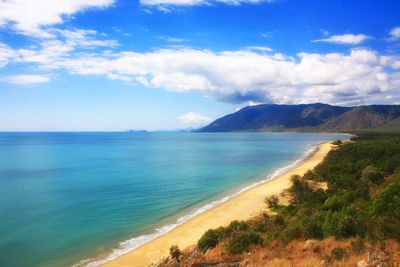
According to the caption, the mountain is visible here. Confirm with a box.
[199,103,400,132]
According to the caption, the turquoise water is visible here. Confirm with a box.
[0,132,347,267]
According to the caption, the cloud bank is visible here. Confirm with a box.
[2,39,400,105]
[49,48,400,105]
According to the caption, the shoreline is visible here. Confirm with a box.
[99,141,334,267]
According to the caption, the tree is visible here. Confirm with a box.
[265,195,279,208]
[169,245,182,263]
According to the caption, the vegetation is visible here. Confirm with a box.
[169,245,182,263]
[264,194,279,208]
[197,133,400,260]
[331,139,343,146]
[200,103,400,132]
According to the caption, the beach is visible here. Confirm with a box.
[103,141,334,267]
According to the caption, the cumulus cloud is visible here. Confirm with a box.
[2,41,400,105]
[388,26,400,41]
[0,0,114,37]
[178,112,213,125]
[0,74,51,84]
[33,47,398,105]
[313,34,371,45]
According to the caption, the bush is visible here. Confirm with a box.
[331,140,343,146]
[198,229,220,252]
[226,231,262,255]
[169,245,182,262]
[289,175,313,203]
[281,223,304,243]
[223,221,249,237]
[265,195,279,208]
[331,247,347,260]
[351,238,365,254]
[323,195,346,211]
[361,165,384,184]
[274,215,285,226]
[303,218,323,239]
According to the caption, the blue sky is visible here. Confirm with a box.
[0,0,399,131]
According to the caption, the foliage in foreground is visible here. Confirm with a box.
[197,133,400,256]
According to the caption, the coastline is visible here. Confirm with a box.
[100,141,334,267]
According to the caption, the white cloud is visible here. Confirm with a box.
[246,46,273,52]
[313,34,371,45]
[140,0,273,8]
[1,74,51,84]
[388,26,400,41]
[44,47,400,106]
[57,29,119,48]
[0,0,114,36]
[3,40,400,105]
[0,43,14,67]
[9,28,118,69]
[141,0,205,6]
[178,112,213,125]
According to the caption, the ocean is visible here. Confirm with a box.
[0,132,347,267]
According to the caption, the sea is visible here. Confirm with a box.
[0,132,347,267]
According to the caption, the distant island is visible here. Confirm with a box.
[199,103,400,132]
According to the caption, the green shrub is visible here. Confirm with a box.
[223,220,249,237]
[281,223,304,243]
[323,195,346,211]
[303,218,323,239]
[226,231,262,255]
[289,175,313,203]
[274,215,285,226]
[198,229,220,252]
[361,165,384,184]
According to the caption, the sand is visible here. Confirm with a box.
[103,142,334,267]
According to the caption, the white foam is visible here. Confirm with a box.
[74,143,319,267]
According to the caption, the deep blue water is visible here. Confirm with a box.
[0,132,347,267]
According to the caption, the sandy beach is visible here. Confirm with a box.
[103,141,334,267]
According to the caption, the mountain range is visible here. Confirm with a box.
[200,103,400,132]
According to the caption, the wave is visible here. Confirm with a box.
[74,143,320,267]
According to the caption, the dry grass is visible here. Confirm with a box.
[159,238,400,267]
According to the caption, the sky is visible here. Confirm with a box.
[0,0,400,131]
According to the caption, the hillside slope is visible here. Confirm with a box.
[200,104,400,132]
